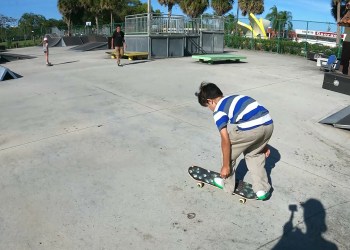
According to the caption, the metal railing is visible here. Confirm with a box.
[125,14,148,34]
[152,14,184,34]
[124,13,224,35]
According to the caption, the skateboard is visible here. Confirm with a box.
[106,51,148,60]
[188,165,256,204]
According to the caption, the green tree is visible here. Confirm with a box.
[279,11,292,30]
[278,11,293,38]
[331,0,348,20]
[0,14,17,28]
[178,0,209,18]
[18,13,46,39]
[118,0,150,21]
[100,0,126,31]
[58,0,81,35]
[238,0,264,16]
[331,0,347,45]
[211,0,234,16]
[0,14,17,42]
[265,6,293,38]
[158,0,179,17]
[265,5,278,30]
[238,0,264,46]
[79,0,103,31]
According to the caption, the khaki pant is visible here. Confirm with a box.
[223,123,274,193]
[115,46,124,62]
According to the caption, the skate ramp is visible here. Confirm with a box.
[0,53,35,64]
[0,66,22,81]
[46,37,62,47]
[80,35,108,44]
[87,35,108,43]
[62,37,83,46]
[319,105,350,130]
[71,42,108,51]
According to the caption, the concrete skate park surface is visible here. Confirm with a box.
[0,47,349,250]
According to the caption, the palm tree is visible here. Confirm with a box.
[238,0,264,40]
[265,5,278,31]
[57,0,80,36]
[100,0,125,32]
[265,6,293,38]
[211,0,234,16]
[238,0,264,16]
[331,0,347,20]
[79,0,103,32]
[278,10,293,38]
[332,0,347,45]
[178,0,209,18]
[158,0,179,17]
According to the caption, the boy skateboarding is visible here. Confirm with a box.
[195,82,273,200]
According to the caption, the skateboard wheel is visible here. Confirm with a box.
[197,183,204,188]
[239,198,246,204]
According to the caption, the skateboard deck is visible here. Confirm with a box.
[188,165,256,203]
[106,51,148,60]
[192,54,247,64]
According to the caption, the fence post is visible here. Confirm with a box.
[305,21,309,58]
[277,20,281,53]
[337,26,343,58]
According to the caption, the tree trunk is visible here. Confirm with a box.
[336,1,341,45]
[234,1,239,35]
[95,16,99,34]
[67,16,71,36]
[110,11,113,34]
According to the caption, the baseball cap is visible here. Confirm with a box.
[44,37,48,41]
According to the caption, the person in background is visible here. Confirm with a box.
[43,37,52,66]
[111,25,127,66]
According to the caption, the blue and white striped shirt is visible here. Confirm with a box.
[213,95,273,131]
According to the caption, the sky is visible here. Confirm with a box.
[0,0,340,31]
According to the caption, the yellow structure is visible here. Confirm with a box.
[237,13,270,39]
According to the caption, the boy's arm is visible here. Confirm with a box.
[219,127,231,178]
[122,33,126,49]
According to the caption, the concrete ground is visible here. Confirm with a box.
[0,46,349,250]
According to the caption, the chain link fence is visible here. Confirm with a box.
[1,15,345,57]
[225,18,343,58]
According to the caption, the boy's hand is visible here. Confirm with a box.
[219,127,231,179]
[220,165,230,179]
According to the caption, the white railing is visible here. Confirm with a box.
[125,14,224,35]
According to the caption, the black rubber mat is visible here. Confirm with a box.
[319,106,350,130]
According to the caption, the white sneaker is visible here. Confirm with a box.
[256,190,270,200]
[213,177,224,189]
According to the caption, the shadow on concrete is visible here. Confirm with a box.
[196,60,247,66]
[210,60,247,65]
[122,60,153,66]
[52,60,79,66]
[269,199,338,250]
[236,144,281,188]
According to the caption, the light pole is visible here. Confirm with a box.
[147,0,151,59]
